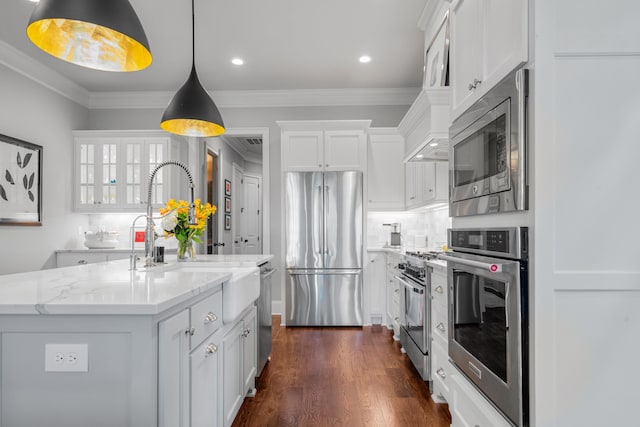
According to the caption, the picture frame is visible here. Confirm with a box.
[224,214,231,230]
[423,10,450,89]
[224,197,231,214]
[224,179,231,197]
[0,134,42,226]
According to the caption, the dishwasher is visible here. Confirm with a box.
[257,261,275,376]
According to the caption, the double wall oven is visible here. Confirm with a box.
[440,228,529,427]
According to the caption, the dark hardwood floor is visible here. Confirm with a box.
[232,316,451,427]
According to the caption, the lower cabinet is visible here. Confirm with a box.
[158,290,257,427]
[223,305,258,427]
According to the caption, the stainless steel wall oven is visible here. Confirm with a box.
[449,67,528,217]
[440,228,529,427]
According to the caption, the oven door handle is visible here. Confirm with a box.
[439,254,503,273]
[394,275,424,294]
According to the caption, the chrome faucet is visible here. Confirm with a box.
[142,160,197,268]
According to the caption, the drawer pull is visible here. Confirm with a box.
[77,260,88,264]
[203,312,218,324]
[436,322,446,333]
[241,328,251,338]
[186,327,196,336]
[437,368,446,379]
[205,344,218,356]
[435,285,443,294]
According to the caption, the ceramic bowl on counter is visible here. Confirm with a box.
[84,231,120,249]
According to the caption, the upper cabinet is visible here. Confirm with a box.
[73,130,186,212]
[367,129,405,211]
[405,161,448,210]
[450,0,528,119]
[279,120,370,172]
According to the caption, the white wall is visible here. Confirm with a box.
[0,65,88,274]
[88,105,409,307]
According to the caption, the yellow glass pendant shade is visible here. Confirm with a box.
[26,0,152,72]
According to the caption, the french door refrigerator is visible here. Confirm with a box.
[284,171,363,326]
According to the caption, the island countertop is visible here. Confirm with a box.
[0,260,231,316]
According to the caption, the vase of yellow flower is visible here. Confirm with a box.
[160,198,216,262]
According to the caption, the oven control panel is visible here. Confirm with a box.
[449,227,528,260]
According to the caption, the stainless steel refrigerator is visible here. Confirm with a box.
[284,171,363,326]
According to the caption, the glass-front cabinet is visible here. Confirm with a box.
[73,131,183,212]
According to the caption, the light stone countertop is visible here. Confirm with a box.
[192,254,274,267]
[0,259,231,316]
[427,259,447,272]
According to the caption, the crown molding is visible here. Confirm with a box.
[0,40,90,106]
[2,39,418,110]
[418,0,442,31]
[89,87,420,110]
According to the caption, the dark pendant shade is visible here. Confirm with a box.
[160,65,225,137]
[26,0,152,72]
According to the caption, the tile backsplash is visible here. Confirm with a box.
[367,206,451,251]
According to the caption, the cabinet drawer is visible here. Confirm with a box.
[432,303,448,347]
[56,252,109,267]
[431,280,447,311]
[190,291,223,349]
[452,373,513,427]
[431,341,453,404]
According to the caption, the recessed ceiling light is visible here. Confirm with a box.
[359,55,371,63]
[26,0,39,2]
[231,58,244,66]
[416,154,424,159]
[429,142,439,147]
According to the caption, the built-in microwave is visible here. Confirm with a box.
[449,67,528,217]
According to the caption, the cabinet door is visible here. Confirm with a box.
[324,130,366,171]
[282,131,323,171]
[367,137,405,210]
[242,307,258,396]
[191,331,221,427]
[421,162,437,203]
[451,0,483,113]
[75,139,120,210]
[367,253,387,323]
[223,321,244,427]
[56,252,109,267]
[483,0,528,99]
[158,309,190,427]
[405,162,418,208]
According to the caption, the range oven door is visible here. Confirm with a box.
[396,274,428,354]
[440,252,527,427]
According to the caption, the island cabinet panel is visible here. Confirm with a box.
[191,329,222,427]
[158,309,190,427]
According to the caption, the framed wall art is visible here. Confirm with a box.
[423,10,450,89]
[0,134,42,226]
[224,197,231,213]
[224,214,231,230]
[224,179,231,197]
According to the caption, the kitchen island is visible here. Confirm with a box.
[0,256,270,427]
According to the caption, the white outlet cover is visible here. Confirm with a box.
[45,344,88,372]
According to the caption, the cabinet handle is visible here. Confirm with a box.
[409,196,415,200]
[474,78,482,86]
[437,368,446,379]
[203,312,217,324]
[318,164,322,168]
[437,322,446,333]
[325,164,329,167]
[468,83,475,91]
[186,327,196,336]
[77,260,88,265]
[435,286,443,294]
[205,344,218,356]
[394,289,399,293]
[394,317,399,321]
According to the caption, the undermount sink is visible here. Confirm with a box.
[178,263,260,323]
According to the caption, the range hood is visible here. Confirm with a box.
[406,138,449,162]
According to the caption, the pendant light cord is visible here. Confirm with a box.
[191,0,195,67]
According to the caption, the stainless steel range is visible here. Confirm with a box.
[397,251,441,381]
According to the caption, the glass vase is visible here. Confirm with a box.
[177,238,195,262]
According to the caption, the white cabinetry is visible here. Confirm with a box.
[450,0,528,119]
[279,120,370,172]
[223,305,257,427]
[72,130,185,212]
[191,330,222,427]
[56,250,137,267]
[366,252,387,325]
[367,129,405,211]
[429,266,452,404]
[405,161,448,210]
[385,252,403,339]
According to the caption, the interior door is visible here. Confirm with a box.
[242,174,261,254]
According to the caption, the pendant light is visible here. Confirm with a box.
[26,0,152,72]
[160,0,225,137]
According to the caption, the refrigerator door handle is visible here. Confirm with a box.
[316,184,324,258]
[324,185,330,255]
[288,269,361,275]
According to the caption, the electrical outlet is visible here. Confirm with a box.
[45,344,88,372]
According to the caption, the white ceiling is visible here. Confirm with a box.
[0,0,428,95]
